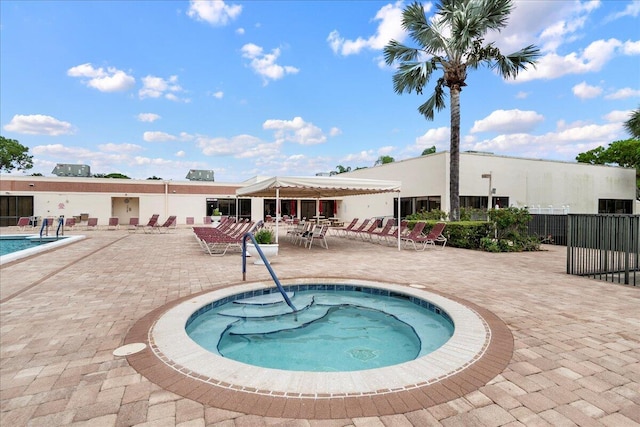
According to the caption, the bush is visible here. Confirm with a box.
[406,209,447,221]
[254,228,275,244]
[487,207,540,252]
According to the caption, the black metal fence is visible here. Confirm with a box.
[528,214,568,245]
[566,214,639,286]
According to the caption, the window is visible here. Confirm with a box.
[598,199,632,214]
[0,196,34,226]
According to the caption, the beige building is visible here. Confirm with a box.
[0,152,636,227]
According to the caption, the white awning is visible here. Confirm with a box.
[235,176,401,198]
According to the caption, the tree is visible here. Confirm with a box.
[624,105,640,139]
[421,145,436,155]
[374,155,395,166]
[93,172,131,179]
[577,139,640,198]
[384,0,539,220]
[0,136,34,173]
[335,165,352,174]
[147,175,163,180]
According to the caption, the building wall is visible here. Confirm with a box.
[341,152,637,215]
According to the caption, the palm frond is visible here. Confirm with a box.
[392,61,439,95]
[384,40,422,65]
[404,2,449,58]
[493,45,541,79]
[418,78,447,121]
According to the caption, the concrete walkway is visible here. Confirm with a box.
[1,227,638,426]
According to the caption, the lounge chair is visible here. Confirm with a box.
[345,218,370,239]
[186,217,194,225]
[334,218,358,237]
[400,222,427,250]
[369,218,395,243]
[85,218,99,231]
[142,214,160,233]
[156,216,177,233]
[194,221,257,256]
[359,220,382,241]
[108,217,119,230]
[413,222,447,250]
[64,217,76,230]
[16,217,31,231]
[127,217,139,233]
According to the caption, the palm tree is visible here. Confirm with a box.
[384,0,539,220]
[624,105,640,139]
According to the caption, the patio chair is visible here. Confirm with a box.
[16,216,31,231]
[107,217,119,230]
[64,217,76,230]
[142,214,160,233]
[400,222,427,250]
[157,216,177,233]
[334,218,358,237]
[345,218,370,239]
[304,224,329,249]
[127,217,139,233]
[369,218,395,243]
[85,217,99,231]
[413,222,447,250]
[358,220,381,241]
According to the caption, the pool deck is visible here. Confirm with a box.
[1,226,639,426]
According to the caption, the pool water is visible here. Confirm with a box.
[186,288,454,372]
[0,236,48,256]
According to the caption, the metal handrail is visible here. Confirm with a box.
[56,216,64,238]
[39,217,48,238]
[241,231,296,312]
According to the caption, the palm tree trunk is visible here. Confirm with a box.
[449,85,461,221]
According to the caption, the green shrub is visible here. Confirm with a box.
[406,209,447,221]
[254,228,275,244]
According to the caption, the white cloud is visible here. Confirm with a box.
[186,0,242,25]
[4,114,74,135]
[142,131,192,142]
[604,87,640,100]
[405,127,450,154]
[240,43,299,84]
[262,116,326,145]
[175,150,186,157]
[603,109,634,123]
[623,39,640,55]
[137,113,161,122]
[515,38,627,82]
[139,75,188,101]
[195,134,278,158]
[572,81,603,99]
[470,110,544,134]
[327,0,407,56]
[606,0,640,22]
[236,27,245,35]
[67,63,135,92]
[98,143,142,153]
[515,91,530,99]
[341,150,376,164]
[329,127,342,137]
[211,91,224,99]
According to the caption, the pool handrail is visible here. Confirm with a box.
[241,230,296,312]
[39,217,48,238]
[56,216,64,238]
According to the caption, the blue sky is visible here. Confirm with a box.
[1,0,638,182]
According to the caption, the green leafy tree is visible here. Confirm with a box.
[421,145,436,155]
[374,155,395,165]
[147,175,163,180]
[335,165,352,174]
[384,0,539,220]
[577,139,640,197]
[624,106,640,139]
[0,136,34,173]
[94,172,131,179]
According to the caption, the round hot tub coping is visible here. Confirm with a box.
[152,278,489,395]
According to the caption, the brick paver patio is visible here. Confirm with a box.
[1,227,638,426]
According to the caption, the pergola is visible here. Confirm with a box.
[235,176,402,249]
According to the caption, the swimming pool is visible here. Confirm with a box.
[0,234,85,265]
[186,286,455,372]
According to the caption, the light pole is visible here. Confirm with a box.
[481,172,492,211]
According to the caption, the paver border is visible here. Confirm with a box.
[124,278,513,419]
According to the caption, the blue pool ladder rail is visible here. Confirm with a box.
[38,216,65,240]
[242,229,297,312]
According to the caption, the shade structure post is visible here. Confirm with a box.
[275,188,280,243]
[397,192,401,251]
